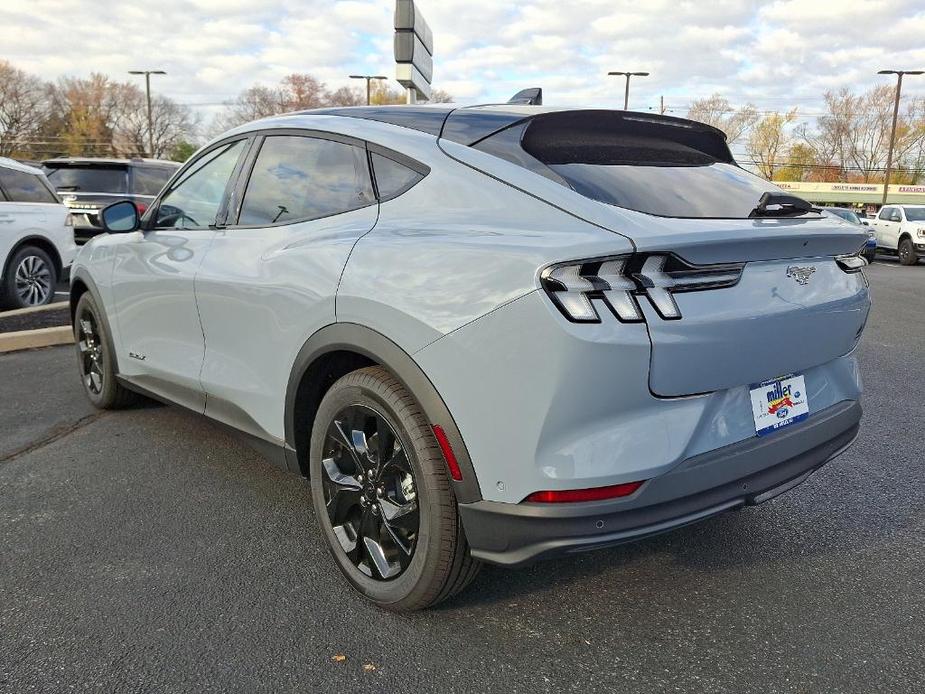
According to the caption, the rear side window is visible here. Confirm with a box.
[474,111,790,219]
[238,135,374,226]
[45,166,128,194]
[371,153,424,200]
[0,168,58,203]
[133,167,175,196]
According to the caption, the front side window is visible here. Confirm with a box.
[0,168,58,203]
[878,207,893,220]
[238,135,374,226]
[155,140,245,229]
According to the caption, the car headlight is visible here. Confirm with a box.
[541,253,744,323]
[917,228,925,238]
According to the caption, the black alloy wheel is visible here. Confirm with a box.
[321,404,420,580]
[76,308,105,395]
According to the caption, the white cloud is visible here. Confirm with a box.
[1,0,923,124]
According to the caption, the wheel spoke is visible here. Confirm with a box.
[322,457,362,523]
[363,535,400,579]
[327,419,363,470]
[331,523,358,554]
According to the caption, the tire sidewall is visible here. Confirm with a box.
[309,377,448,608]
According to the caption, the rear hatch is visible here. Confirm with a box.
[442,108,870,396]
[43,162,130,232]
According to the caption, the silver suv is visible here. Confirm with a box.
[70,106,870,610]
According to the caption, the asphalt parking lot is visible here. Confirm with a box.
[1,260,923,693]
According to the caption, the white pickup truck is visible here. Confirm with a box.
[872,204,925,266]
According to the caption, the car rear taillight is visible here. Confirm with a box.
[524,480,646,503]
[541,253,744,323]
[135,201,148,216]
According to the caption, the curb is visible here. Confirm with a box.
[0,326,74,354]
[0,301,69,319]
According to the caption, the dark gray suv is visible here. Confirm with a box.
[43,158,180,243]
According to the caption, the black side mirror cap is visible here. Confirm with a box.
[100,200,140,233]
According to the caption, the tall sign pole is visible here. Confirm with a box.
[394,0,434,103]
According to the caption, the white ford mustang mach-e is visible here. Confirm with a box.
[71,105,870,610]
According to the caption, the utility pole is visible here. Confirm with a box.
[660,95,666,114]
[607,71,649,110]
[349,75,388,105]
[877,69,924,206]
[128,70,166,158]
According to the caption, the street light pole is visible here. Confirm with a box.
[128,70,166,157]
[349,75,388,105]
[607,71,650,110]
[877,69,924,206]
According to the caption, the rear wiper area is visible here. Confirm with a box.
[749,192,820,218]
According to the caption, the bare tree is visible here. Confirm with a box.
[0,60,52,157]
[745,109,798,180]
[686,94,758,144]
[113,87,199,159]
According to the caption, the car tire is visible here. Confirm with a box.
[1,245,57,309]
[309,366,480,611]
[898,237,918,266]
[863,250,876,264]
[73,293,140,409]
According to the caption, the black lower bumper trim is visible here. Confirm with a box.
[459,400,861,567]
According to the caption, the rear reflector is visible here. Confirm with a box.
[432,425,463,481]
[524,481,645,503]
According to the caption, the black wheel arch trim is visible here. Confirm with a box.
[285,323,483,504]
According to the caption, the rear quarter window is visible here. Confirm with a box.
[0,168,58,203]
[371,152,425,200]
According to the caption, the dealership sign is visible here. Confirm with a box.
[394,0,433,101]
[775,181,925,202]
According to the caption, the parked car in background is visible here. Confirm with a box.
[820,206,876,263]
[72,106,870,610]
[0,157,76,308]
[871,204,925,265]
[43,158,180,244]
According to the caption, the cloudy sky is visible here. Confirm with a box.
[3,0,924,123]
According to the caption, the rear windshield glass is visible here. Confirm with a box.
[475,111,800,219]
[45,166,128,194]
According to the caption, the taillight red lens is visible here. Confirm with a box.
[524,481,645,503]
[432,425,463,481]
[135,201,148,216]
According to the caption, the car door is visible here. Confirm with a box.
[874,206,895,248]
[194,130,379,444]
[110,137,251,412]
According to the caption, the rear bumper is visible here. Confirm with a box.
[459,399,861,567]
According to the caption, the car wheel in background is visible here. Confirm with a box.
[863,250,876,264]
[73,293,140,409]
[309,366,480,611]
[898,238,918,266]
[2,245,57,309]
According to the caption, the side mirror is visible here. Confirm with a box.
[100,200,140,233]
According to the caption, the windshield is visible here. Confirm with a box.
[903,207,925,221]
[45,166,128,193]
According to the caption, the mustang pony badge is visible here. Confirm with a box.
[786,265,816,285]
